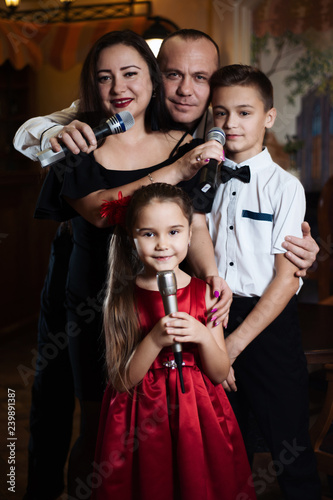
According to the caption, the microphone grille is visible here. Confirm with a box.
[117,111,135,131]
[156,270,177,295]
[206,127,226,146]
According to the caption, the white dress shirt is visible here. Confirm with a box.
[13,100,79,160]
[207,147,305,297]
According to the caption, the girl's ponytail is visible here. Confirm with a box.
[103,225,142,391]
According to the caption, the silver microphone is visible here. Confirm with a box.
[157,270,185,393]
[36,111,135,168]
[199,127,226,190]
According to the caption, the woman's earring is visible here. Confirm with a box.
[152,90,156,98]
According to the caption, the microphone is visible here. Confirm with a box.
[156,270,185,394]
[192,127,226,212]
[36,111,135,168]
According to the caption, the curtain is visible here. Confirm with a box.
[0,16,150,70]
[253,0,333,36]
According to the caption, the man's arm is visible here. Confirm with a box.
[222,253,299,391]
[187,213,232,328]
[282,221,319,277]
[13,101,79,161]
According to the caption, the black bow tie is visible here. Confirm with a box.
[220,165,251,184]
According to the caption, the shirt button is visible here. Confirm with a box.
[232,191,236,196]
[229,262,234,266]
[229,225,234,230]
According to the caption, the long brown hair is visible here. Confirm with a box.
[78,29,173,131]
[103,183,193,391]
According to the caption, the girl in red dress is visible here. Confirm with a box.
[92,183,256,500]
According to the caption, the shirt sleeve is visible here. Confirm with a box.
[34,152,106,221]
[271,176,306,254]
[175,139,204,199]
[13,100,79,162]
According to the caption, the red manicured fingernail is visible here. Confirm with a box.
[214,291,220,298]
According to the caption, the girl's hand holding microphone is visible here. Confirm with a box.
[163,312,208,345]
[148,313,206,349]
[148,310,228,382]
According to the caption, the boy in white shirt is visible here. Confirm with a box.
[207,64,321,499]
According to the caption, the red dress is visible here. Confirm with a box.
[92,278,256,500]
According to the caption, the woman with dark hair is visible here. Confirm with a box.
[35,30,224,498]
[78,29,171,132]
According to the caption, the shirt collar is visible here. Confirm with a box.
[223,147,273,173]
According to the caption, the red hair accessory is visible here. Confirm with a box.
[100,191,131,226]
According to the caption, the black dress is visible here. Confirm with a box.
[34,140,202,401]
